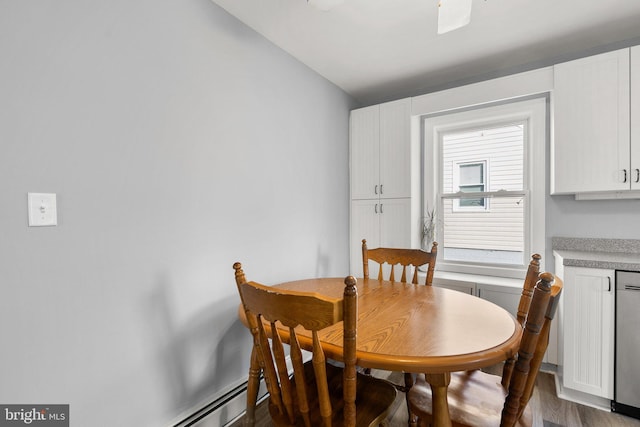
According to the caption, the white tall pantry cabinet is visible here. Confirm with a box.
[349,98,418,274]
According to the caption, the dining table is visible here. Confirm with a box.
[239,276,523,427]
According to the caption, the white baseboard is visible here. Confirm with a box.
[173,351,308,426]
[554,373,611,412]
[171,378,268,427]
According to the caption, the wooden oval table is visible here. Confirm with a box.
[240,277,522,427]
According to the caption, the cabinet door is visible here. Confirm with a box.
[350,200,380,276]
[434,281,475,295]
[350,105,380,200]
[553,49,630,193]
[477,283,521,317]
[632,46,640,190]
[562,266,614,399]
[350,198,411,277]
[379,99,411,198]
[379,198,411,249]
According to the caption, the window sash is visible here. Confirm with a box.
[440,190,526,199]
[439,191,528,268]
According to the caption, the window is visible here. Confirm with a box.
[423,98,546,278]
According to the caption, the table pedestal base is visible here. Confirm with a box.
[424,373,452,427]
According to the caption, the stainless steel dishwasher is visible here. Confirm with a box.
[613,270,640,419]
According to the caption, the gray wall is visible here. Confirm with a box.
[548,197,640,240]
[547,196,640,265]
[0,1,355,425]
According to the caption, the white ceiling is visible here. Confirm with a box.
[211,0,640,105]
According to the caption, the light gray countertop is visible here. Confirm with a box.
[552,237,640,271]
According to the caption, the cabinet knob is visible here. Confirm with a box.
[374,204,378,214]
[375,185,378,195]
[380,184,383,195]
[635,169,640,183]
[623,169,628,183]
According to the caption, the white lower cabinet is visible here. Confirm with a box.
[434,280,521,316]
[561,266,615,399]
[433,281,475,295]
[476,283,522,316]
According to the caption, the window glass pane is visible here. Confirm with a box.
[459,199,484,207]
[459,163,483,185]
[442,195,525,266]
[459,198,484,208]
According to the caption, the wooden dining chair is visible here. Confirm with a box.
[360,239,438,424]
[407,272,563,427]
[361,239,438,286]
[234,263,397,427]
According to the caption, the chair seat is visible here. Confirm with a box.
[268,362,397,427]
[407,370,532,427]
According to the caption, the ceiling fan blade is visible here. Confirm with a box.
[437,0,473,34]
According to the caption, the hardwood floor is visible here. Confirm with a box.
[532,372,640,427]
[228,368,640,427]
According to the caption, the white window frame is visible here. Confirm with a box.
[452,159,489,212]
[423,97,546,278]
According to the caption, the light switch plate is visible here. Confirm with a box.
[28,193,57,227]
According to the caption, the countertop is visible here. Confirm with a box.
[552,237,640,271]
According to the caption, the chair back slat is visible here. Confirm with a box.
[411,268,419,285]
[378,263,386,282]
[502,253,541,388]
[362,239,438,286]
[271,321,295,422]
[289,328,311,426]
[255,317,285,415]
[312,331,332,427]
[500,272,555,427]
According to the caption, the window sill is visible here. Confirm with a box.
[420,270,524,289]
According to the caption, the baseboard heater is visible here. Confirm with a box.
[172,376,267,427]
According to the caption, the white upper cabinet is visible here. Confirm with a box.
[350,99,411,200]
[350,105,380,200]
[552,48,631,194]
[379,100,412,198]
